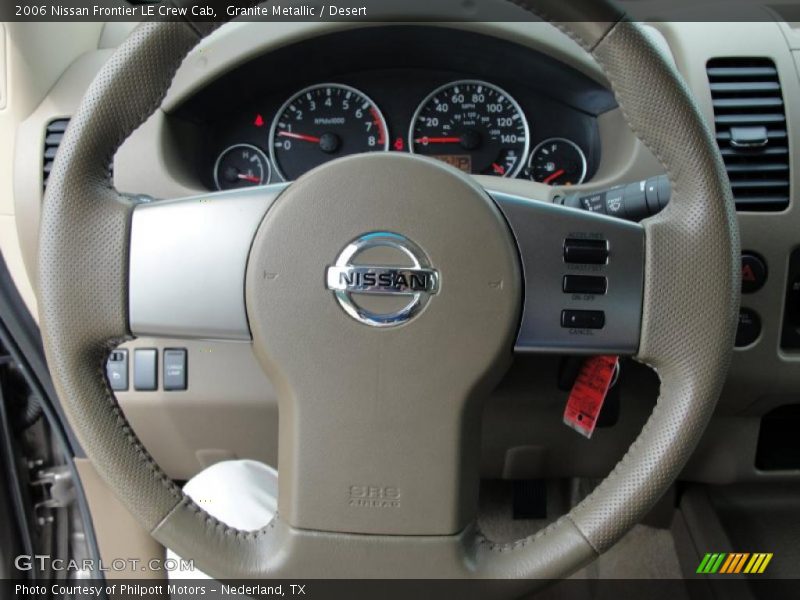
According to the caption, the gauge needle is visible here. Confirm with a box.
[415,136,462,144]
[237,173,261,183]
[492,163,506,175]
[543,168,566,184]
[277,131,322,143]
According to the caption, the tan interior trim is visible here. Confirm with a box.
[74,459,166,581]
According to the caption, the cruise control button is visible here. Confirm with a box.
[563,275,607,295]
[561,310,605,329]
[741,253,767,294]
[563,239,609,264]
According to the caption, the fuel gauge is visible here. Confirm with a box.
[213,144,271,190]
[528,138,587,186]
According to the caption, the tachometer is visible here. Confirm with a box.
[269,83,389,181]
[408,80,529,178]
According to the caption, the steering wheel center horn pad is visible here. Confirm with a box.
[245,153,521,535]
[324,231,441,328]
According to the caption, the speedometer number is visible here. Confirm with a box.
[409,81,530,178]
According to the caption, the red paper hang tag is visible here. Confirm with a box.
[563,355,619,439]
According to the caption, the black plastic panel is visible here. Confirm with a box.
[756,405,800,470]
[781,247,800,350]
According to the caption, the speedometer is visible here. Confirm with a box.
[269,83,389,181]
[408,80,529,178]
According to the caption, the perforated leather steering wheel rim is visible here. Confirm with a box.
[38,0,739,585]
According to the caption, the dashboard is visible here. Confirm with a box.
[168,27,616,190]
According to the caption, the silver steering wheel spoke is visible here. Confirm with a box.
[487,189,645,355]
[128,183,288,340]
[129,179,646,355]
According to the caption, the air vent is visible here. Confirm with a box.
[43,118,70,191]
[707,58,789,211]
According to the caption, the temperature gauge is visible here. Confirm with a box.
[528,138,587,186]
[214,144,271,190]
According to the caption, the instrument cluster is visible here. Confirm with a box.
[210,78,591,191]
[178,27,613,195]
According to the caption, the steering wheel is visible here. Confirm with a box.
[38,0,739,586]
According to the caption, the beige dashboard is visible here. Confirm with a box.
[3,19,800,484]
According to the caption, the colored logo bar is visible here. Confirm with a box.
[696,552,773,574]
